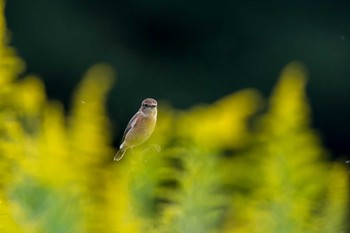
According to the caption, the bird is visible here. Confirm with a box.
[114,98,158,161]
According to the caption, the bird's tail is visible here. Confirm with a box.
[114,149,126,161]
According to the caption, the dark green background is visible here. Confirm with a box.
[5,0,350,158]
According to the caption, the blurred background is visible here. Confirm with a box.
[5,0,350,158]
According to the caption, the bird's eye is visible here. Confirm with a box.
[143,104,149,108]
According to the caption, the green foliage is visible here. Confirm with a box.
[0,1,349,233]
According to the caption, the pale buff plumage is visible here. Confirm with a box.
[114,98,157,161]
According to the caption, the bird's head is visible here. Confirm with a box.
[140,98,157,117]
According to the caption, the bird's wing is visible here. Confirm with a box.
[121,112,139,142]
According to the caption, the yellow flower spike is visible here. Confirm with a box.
[69,63,115,162]
[0,49,25,86]
[240,62,332,233]
[0,2,25,86]
[68,63,116,233]
[33,101,72,187]
[105,164,143,233]
[0,2,25,223]
[13,76,46,116]
[265,62,310,134]
[178,89,261,150]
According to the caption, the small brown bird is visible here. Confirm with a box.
[114,98,158,161]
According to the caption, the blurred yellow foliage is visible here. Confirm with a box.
[178,89,261,149]
[0,1,349,233]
